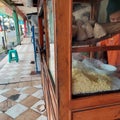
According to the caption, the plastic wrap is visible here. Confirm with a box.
[72,59,112,95]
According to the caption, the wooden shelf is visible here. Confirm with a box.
[73,22,120,46]
[73,0,102,2]
[72,34,112,46]
[72,45,120,52]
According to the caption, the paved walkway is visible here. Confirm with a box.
[0,53,6,63]
[0,37,47,120]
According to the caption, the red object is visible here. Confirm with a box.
[0,26,2,31]
[100,34,120,66]
[24,19,27,37]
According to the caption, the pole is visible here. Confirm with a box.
[2,36,5,49]
[2,16,7,49]
[31,26,39,73]
[12,10,21,45]
[27,21,31,35]
[24,19,27,37]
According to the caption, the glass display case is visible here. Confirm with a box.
[47,0,55,82]
[38,0,120,119]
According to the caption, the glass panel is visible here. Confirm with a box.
[72,2,91,43]
[72,1,120,98]
[47,0,55,82]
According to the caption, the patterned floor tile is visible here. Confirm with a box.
[32,89,43,99]
[18,82,32,88]
[5,103,28,119]
[14,86,29,93]
[0,99,16,112]
[10,78,20,83]
[31,100,46,114]
[32,76,41,81]
[3,89,19,98]
[34,84,42,89]
[5,83,19,89]
[20,77,32,82]
[0,89,10,95]
[16,109,40,120]
[20,96,39,108]
[0,38,47,119]
[0,113,13,120]
[0,85,6,90]
[36,115,47,120]
[23,87,38,95]
[15,93,29,103]
[31,80,41,86]
[0,95,7,103]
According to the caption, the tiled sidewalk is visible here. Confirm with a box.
[0,38,47,120]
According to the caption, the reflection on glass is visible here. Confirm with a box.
[72,1,120,97]
[72,3,92,43]
[47,0,55,82]
[72,52,120,96]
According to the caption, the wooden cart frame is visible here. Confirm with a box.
[37,0,120,119]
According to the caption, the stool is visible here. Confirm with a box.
[8,49,19,63]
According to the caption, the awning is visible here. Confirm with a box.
[0,1,13,17]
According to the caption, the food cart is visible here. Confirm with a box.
[37,0,120,119]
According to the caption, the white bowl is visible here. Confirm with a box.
[100,64,117,74]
